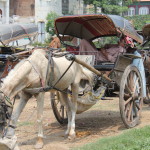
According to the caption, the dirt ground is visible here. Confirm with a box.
[14,92,150,150]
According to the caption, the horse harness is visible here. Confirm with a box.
[25,50,75,94]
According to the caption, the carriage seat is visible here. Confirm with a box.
[94,61,114,71]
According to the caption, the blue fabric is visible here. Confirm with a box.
[132,51,146,98]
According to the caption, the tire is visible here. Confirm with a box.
[119,65,143,128]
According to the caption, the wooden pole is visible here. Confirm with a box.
[74,57,112,81]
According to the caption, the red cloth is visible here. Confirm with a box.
[124,36,134,48]
[66,46,79,54]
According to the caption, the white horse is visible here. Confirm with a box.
[0,49,94,149]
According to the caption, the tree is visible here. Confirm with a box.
[46,11,59,36]
[125,14,150,31]
[83,0,133,15]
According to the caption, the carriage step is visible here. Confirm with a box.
[101,97,113,100]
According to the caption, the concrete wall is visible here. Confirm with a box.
[0,0,9,24]
[0,1,5,17]
[35,0,62,23]
[69,0,84,14]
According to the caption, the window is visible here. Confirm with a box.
[139,7,149,15]
[128,7,135,16]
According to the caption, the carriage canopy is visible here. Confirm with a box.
[0,24,38,44]
[55,14,143,43]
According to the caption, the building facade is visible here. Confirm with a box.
[9,0,62,23]
[0,0,85,24]
[10,0,35,17]
[0,0,9,24]
[69,0,84,15]
[35,0,62,23]
[62,0,84,15]
[128,0,150,16]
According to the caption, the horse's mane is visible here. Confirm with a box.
[2,59,27,84]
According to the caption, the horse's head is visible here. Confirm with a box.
[0,92,13,137]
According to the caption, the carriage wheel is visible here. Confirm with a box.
[51,91,68,124]
[119,65,143,128]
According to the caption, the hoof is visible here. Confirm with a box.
[68,133,76,140]
[65,130,69,136]
[34,137,44,149]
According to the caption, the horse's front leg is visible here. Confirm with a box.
[6,92,32,138]
[68,83,78,140]
[34,92,44,149]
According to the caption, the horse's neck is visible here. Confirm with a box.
[1,50,48,99]
[1,60,33,99]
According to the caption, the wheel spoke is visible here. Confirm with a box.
[133,77,139,93]
[125,104,129,117]
[125,84,132,94]
[134,101,140,111]
[127,101,133,122]
[125,97,132,105]
[61,106,64,118]
[131,109,133,122]
[128,72,134,91]
[124,93,130,98]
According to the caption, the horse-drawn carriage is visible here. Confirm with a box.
[0,23,38,80]
[51,14,147,129]
[0,14,149,149]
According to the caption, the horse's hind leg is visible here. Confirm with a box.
[59,91,72,136]
[34,92,44,149]
[6,92,32,138]
[68,83,78,140]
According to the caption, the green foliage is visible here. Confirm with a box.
[32,41,49,47]
[83,0,131,14]
[125,15,150,30]
[46,11,59,36]
[73,126,150,150]
[93,36,119,48]
[102,4,128,15]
